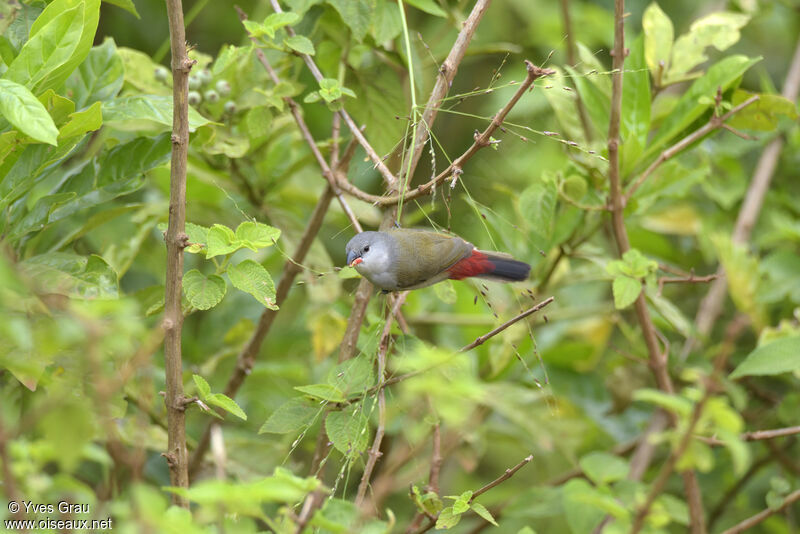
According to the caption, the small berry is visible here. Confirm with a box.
[188,75,201,90]
[204,89,219,103]
[216,79,231,95]
[188,91,202,105]
[199,68,212,85]
[223,100,236,114]
[154,66,169,82]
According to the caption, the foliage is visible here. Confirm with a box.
[1,0,799,533]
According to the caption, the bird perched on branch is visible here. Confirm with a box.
[345,228,530,292]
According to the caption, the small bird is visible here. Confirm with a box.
[345,228,531,292]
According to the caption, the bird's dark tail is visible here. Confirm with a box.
[481,252,531,282]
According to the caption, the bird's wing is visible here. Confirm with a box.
[389,229,473,288]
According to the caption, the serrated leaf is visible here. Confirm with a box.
[207,393,247,420]
[285,34,315,55]
[730,336,800,378]
[235,221,281,250]
[259,397,320,434]
[0,79,59,145]
[612,276,641,309]
[20,253,118,299]
[65,38,124,109]
[326,0,372,42]
[325,406,369,458]
[295,384,346,403]
[206,224,239,258]
[193,374,212,398]
[183,269,226,310]
[519,175,557,246]
[227,259,278,310]
[184,222,209,254]
[435,507,461,529]
[470,502,498,526]
[452,490,473,514]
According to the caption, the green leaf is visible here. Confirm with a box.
[0,79,59,145]
[65,37,124,109]
[622,35,651,172]
[207,393,247,420]
[470,503,498,526]
[435,507,461,529]
[667,11,750,83]
[643,2,674,85]
[4,4,85,94]
[370,1,402,43]
[206,224,239,258]
[263,11,300,38]
[451,490,473,514]
[612,276,641,309]
[26,0,101,94]
[325,405,369,458]
[20,253,118,299]
[730,336,800,378]
[579,452,630,485]
[102,0,140,17]
[561,175,587,203]
[645,55,760,160]
[102,95,212,132]
[235,221,281,250]
[184,222,210,254]
[183,269,226,310]
[562,479,605,534]
[259,397,320,434]
[328,354,374,396]
[325,0,372,42]
[284,34,315,55]
[405,0,447,17]
[57,101,102,141]
[647,288,694,338]
[294,383,346,403]
[567,65,610,139]
[633,388,692,417]
[227,259,278,310]
[519,174,558,246]
[193,374,212,399]
[727,90,799,131]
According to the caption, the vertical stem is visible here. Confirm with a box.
[606,1,704,532]
[163,0,193,506]
[396,0,418,220]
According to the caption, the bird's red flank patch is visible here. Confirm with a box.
[447,249,494,280]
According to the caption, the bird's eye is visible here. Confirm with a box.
[364,246,370,253]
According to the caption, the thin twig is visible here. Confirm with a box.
[404,0,493,183]
[268,0,397,190]
[460,297,555,352]
[657,272,719,295]
[471,454,534,500]
[332,62,554,206]
[356,292,408,507]
[690,36,800,347]
[697,425,800,446]
[163,0,193,506]
[720,489,800,534]
[624,95,760,202]
[707,452,773,529]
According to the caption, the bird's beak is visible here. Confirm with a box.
[347,250,362,267]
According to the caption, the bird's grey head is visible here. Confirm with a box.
[345,232,393,278]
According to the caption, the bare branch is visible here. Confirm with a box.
[404,0,492,182]
[268,0,398,190]
[332,62,554,206]
[698,425,800,446]
[163,0,194,506]
[460,296,555,352]
[471,454,534,500]
[720,489,800,534]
